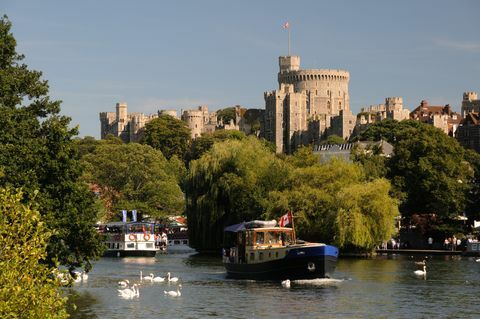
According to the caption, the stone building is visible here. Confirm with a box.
[410,100,461,136]
[456,112,480,153]
[181,105,218,139]
[461,91,480,117]
[99,102,158,142]
[358,97,410,124]
[263,55,350,153]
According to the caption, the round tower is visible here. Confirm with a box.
[463,92,478,102]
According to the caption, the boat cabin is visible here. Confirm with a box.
[225,225,294,265]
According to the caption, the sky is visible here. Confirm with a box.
[3,0,480,138]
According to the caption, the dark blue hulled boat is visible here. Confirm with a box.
[222,220,339,280]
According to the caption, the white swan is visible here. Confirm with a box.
[81,272,89,281]
[414,265,427,276]
[281,279,291,288]
[164,284,182,297]
[118,279,129,287]
[475,258,480,262]
[143,273,154,282]
[118,284,139,299]
[153,275,165,282]
[73,271,88,283]
[167,272,179,282]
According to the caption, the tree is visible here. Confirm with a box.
[388,123,470,218]
[216,107,236,124]
[0,15,103,272]
[321,134,345,145]
[81,142,185,221]
[141,114,191,160]
[263,159,398,252]
[189,130,246,161]
[0,188,68,318]
[186,137,289,252]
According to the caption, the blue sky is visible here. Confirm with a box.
[3,0,479,138]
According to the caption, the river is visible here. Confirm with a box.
[66,253,480,318]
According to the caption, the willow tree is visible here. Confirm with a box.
[186,137,290,252]
[264,157,398,252]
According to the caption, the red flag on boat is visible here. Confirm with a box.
[279,211,293,227]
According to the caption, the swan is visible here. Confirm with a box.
[118,279,129,287]
[475,258,480,262]
[167,272,179,282]
[164,284,182,297]
[118,284,138,299]
[281,279,291,288]
[153,275,165,282]
[414,260,426,266]
[143,273,154,282]
[81,272,89,281]
[414,265,427,276]
[73,271,88,283]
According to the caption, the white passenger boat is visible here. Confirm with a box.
[99,221,159,257]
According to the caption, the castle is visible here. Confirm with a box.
[263,55,353,153]
[100,103,240,143]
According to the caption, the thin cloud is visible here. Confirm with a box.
[433,38,480,52]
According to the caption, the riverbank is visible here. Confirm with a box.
[375,249,463,256]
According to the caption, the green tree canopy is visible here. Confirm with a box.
[263,158,399,251]
[0,188,68,318]
[216,107,236,124]
[321,134,345,145]
[81,142,185,221]
[0,15,103,272]
[141,114,192,160]
[189,130,246,161]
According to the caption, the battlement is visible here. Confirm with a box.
[463,91,478,101]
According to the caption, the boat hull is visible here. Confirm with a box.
[224,244,338,280]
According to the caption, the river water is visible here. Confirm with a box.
[67,253,480,318]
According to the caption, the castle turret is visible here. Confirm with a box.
[279,56,300,74]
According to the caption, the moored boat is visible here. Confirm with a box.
[222,218,339,280]
[99,221,159,257]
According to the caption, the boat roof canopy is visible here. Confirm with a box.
[224,220,291,233]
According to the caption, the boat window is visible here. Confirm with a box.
[182,240,188,245]
[256,232,265,245]
[276,252,279,258]
[268,232,281,244]
[127,243,134,248]
[146,243,153,248]
[250,252,254,261]
[259,252,264,261]
[174,240,181,245]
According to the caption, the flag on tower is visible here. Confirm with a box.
[279,211,293,227]
[282,21,289,29]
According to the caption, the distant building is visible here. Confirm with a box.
[456,112,480,153]
[181,105,218,139]
[461,91,480,117]
[263,55,350,153]
[99,102,157,142]
[313,140,393,163]
[410,100,461,136]
[358,97,410,124]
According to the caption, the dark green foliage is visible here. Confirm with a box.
[0,15,103,272]
[321,134,345,145]
[81,142,185,221]
[216,107,236,124]
[141,114,192,160]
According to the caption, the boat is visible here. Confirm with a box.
[99,221,159,257]
[167,230,196,253]
[222,219,339,280]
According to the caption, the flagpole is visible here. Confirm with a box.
[290,211,296,244]
[288,27,291,56]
